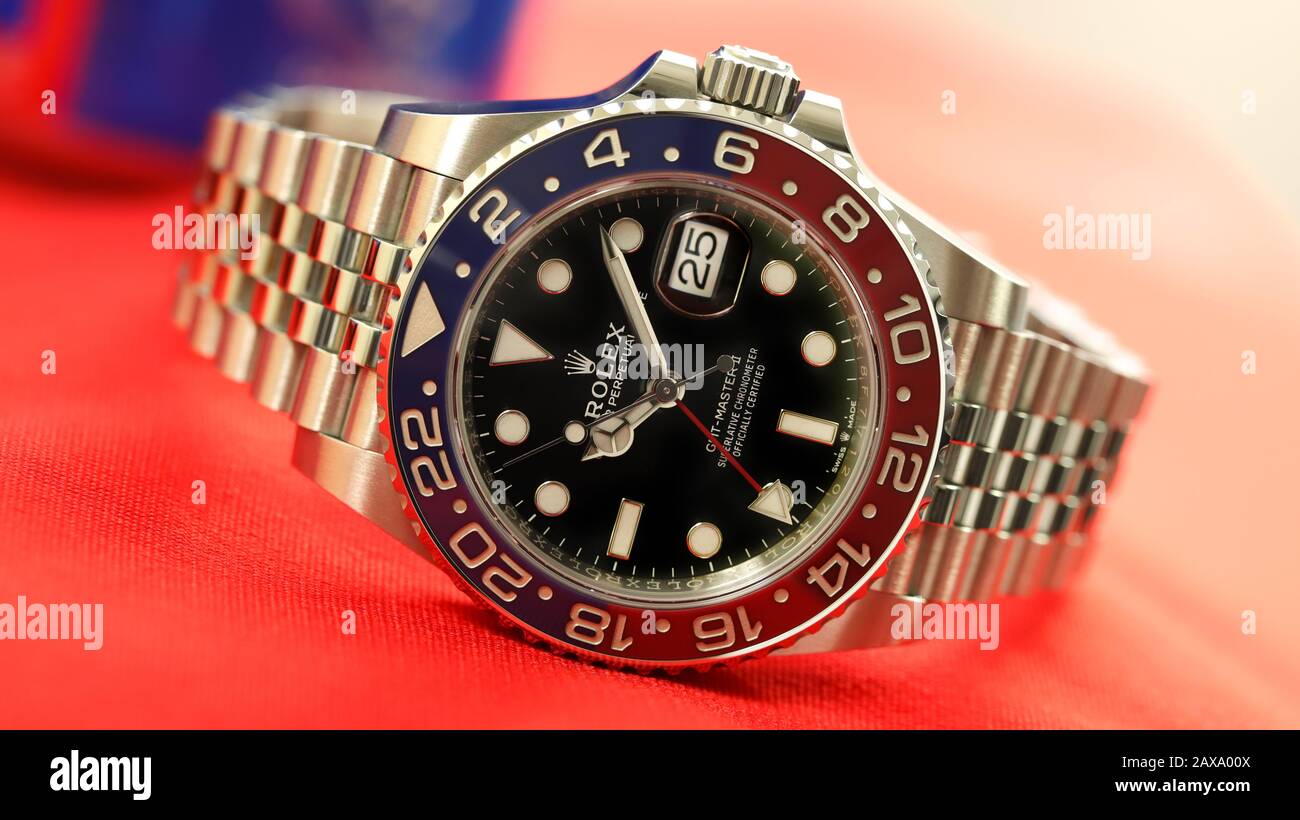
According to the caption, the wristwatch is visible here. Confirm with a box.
[172,45,1148,670]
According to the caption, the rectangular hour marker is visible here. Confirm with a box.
[606,499,644,560]
[777,410,840,446]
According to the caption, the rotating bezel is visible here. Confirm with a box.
[380,100,950,669]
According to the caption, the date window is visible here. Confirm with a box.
[654,212,749,318]
[668,219,730,298]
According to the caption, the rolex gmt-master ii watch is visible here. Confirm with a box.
[172,45,1149,670]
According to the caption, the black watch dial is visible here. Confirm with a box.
[454,179,879,603]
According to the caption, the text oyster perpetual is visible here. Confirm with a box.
[174,46,1149,669]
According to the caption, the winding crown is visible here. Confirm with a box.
[700,44,801,117]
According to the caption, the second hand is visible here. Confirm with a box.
[674,401,763,494]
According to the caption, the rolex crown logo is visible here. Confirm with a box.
[564,350,597,376]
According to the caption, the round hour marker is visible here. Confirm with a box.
[609,217,643,253]
[896,386,911,402]
[455,261,472,279]
[494,410,530,445]
[761,259,797,295]
[866,267,882,284]
[535,481,570,517]
[452,498,467,514]
[862,503,877,519]
[537,258,572,294]
[563,421,587,444]
[421,379,437,396]
[801,331,837,367]
[781,180,798,196]
[686,522,722,559]
[663,146,680,162]
[774,589,789,603]
[537,586,553,601]
[543,176,560,192]
[656,618,671,634]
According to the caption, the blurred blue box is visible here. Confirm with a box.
[0,0,518,180]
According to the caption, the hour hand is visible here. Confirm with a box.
[581,397,660,461]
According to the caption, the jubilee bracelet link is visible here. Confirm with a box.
[173,87,445,454]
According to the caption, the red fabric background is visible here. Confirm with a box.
[1,3,1298,728]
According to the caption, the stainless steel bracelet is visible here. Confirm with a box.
[881,310,1148,602]
[173,69,1149,654]
[778,294,1147,655]
[863,172,1150,609]
[172,87,452,454]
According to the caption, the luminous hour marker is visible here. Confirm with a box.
[749,481,794,524]
[663,146,680,162]
[761,259,797,295]
[801,331,837,367]
[687,522,722,559]
[781,180,798,196]
[609,217,644,253]
[776,410,840,446]
[537,258,572,294]
[606,498,644,560]
[494,410,529,445]
[535,481,570,516]
[543,176,560,192]
[490,320,553,365]
[563,421,587,444]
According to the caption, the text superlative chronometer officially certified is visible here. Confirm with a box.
[172,46,1149,670]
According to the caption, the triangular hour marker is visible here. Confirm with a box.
[749,481,794,524]
[400,282,446,358]
[490,320,553,366]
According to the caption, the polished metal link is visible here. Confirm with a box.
[173,88,449,452]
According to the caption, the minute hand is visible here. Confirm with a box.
[600,226,671,379]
